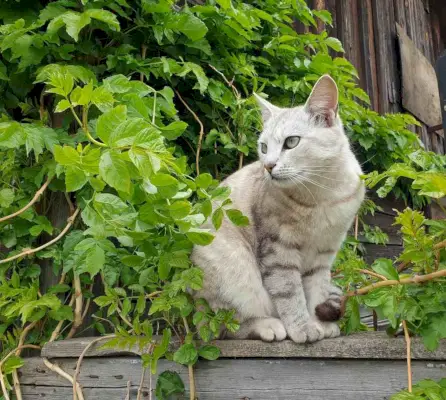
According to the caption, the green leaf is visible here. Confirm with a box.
[2,356,24,374]
[91,87,115,112]
[216,0,231,8]
[155,371,185,400]
[62,11,92,42]
[169,201,191,220]
[225,209,249,226]
[196,173,213,189]
[151,173,178,187]
[74,239,106,277]
[371,258,399,280]
[48,305,74,321]
[96,105,127,145]
[70,81,94,106]
[159,121,188,140]
[173,343,198,365]
[85,9,120,31]
[0,61,9,81]
[186,229,214,245]
[198,345,220,360]
[99,150,131,193]
[169,14,208,41]
[65,166,88,192]
[325,37,344,52]
[55,99,71,113]
[0,188,15,207]
[212,208,224,230]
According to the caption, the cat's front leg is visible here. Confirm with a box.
[262,267,324,343]
[302,265,342,338]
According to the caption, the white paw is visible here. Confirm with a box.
[321,321,341,338]
[287,320,324,343]
[256,318,287,342]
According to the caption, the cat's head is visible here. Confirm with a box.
[254,75,349,186]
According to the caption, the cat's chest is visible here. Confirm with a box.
[260,201,355,248]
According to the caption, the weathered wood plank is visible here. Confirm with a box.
[18,386,398,400]
[41,332,446,360]
[396,22,442,127]
[361,211,402,245]
[372,0,400,113]
[363,243,402,264]
[358,0,379,111]
[20,357,446,399]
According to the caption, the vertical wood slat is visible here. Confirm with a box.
[358,0,379,111]
[372,0,400,113]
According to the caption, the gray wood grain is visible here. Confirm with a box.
[20,357,446,399]
[396,22,442,126]
[41,332,446,360]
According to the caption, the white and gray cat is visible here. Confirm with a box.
[191,75,365,343]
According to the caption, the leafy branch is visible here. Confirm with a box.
[0,208,80,265]
[0,176,52,223]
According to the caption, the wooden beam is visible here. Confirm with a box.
[41,332,446,360]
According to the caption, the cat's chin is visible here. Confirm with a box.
[270,176,294,188]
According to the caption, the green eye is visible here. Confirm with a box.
[260,143,267,154]
[284,136,300,149]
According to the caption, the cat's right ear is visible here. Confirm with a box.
[253,93,279,122]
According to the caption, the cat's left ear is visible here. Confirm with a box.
[253,93,280,123]
[305,75,338,127]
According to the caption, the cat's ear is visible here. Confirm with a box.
[305,75,338,127]
[253,93,279,122]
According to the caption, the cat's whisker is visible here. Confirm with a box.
[299,175,338,193]
[301,171,345,182]
[289,175,317,203]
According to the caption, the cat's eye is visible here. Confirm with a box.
[284,136,300,149]
[260,143,267,154]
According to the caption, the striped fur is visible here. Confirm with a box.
[191,76,364,343]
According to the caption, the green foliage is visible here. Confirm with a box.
[391,379,446,399]
[0,0,444,398]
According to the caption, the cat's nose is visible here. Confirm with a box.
[264,163,276,174]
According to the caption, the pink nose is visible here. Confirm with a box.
[264,163,276,174]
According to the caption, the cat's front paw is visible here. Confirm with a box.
[321,321,340,338]
[287,320,324,343]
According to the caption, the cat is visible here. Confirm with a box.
[191,75,365,343]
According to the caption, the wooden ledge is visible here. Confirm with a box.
[41,332,446,360]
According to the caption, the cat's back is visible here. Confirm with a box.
[219,161,264,217]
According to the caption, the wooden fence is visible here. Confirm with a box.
[298,0,445,155]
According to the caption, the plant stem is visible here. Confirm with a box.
[50,295,75,342]
[0,177,52,224]
[73,335,115,400]
[346,268,446,297]
[182,317,196,400]
[67,275,84,339]
[0,208,80,265]
[125,380,131,400]
[402,321,412,393]
[69,104,107,148]
[175,90,204,176]
[136,367,146,400]
[359,269,387,281]
[43,358,84,400]
[0,345,40,400]
[12,321,38,400]
[140,45,147,82]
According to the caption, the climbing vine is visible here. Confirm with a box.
[0,0,444,398]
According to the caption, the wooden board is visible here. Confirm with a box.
[41,332,446,360]
[396,22,442,127]
[19,357,446,400]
